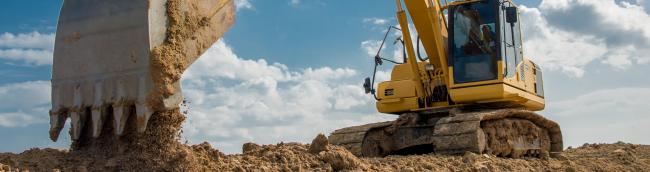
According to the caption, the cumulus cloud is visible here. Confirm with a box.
[546,87,650,146]
[521,0,650,77]
[180,40,393,153]
[0,81,50,127]
[234,0,253,10]
[0,49,53,66]
[0,32,54,66]
[0,32,55,50]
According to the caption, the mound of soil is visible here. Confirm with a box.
[2,133,649,172]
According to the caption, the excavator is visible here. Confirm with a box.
[48,0,561,158]
[328,0,562,158]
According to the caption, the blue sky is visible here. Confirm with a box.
[1,0,649,154]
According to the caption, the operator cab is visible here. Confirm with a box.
[447,0,544,110]
[449,0,522,84]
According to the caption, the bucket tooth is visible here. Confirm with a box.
[135,76,153,133]
[91,82,105,138]
[135,103,153,133]
[49,112,68,142]
[90,107,106,138]
[70,84,85,140]
[70,109,87,140]
[113,105,130,136]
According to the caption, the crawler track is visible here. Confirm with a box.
[329,109,562,158]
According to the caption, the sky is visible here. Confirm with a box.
[0,0,649,154]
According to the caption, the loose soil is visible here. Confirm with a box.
[1,132,649,171]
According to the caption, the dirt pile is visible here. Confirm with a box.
[2,135,650,171]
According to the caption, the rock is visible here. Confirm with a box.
[319,147,364,171]
[309,134,329,154]
[242,142,261,154]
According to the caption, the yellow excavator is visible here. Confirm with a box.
[48,0,561,158]
[329,0,562,158]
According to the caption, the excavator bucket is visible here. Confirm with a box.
[49,0,235,142]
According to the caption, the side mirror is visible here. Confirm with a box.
[363,77,373,94]
[506,7,518,24]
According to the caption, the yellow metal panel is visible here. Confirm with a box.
[449,83,544,111]
[391,64,414,81]
[450,83,506,103]
[377,97,419,114]
[377,80,418,99]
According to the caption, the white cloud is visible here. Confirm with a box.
[0,111,40,128]
[520,7,607,77]
[521,0,650,77]
[363,17,390,26]
[0,32,54,50]
[234,0,253,10]
[181,40,393,153]
[0,49,53,66]
[546,87,650,146]
[360,40,382,57]
[0,81,50,127]
[0,32,54,66]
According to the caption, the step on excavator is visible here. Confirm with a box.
[329,0,562,158]
[48,0,561,158]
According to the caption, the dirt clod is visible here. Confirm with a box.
[319,146,366,171]
[309,134,330,154]
[242,142,261,154]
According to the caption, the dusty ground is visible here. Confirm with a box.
[1,130,649,172]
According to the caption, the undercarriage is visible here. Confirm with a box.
[329,108,562,158]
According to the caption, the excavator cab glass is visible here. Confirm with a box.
[449,1,499,84]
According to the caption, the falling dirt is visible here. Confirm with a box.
[148,0,234,109]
